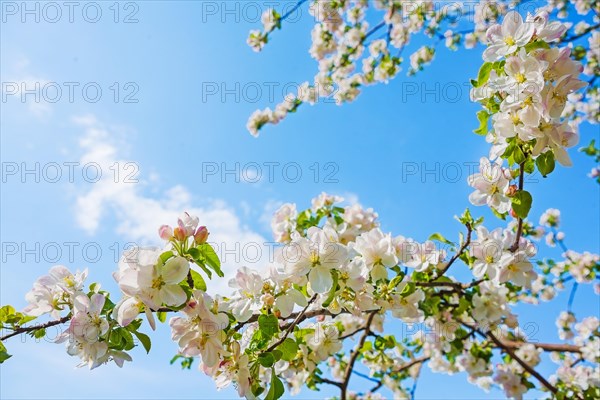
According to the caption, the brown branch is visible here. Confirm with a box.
[279,309,347,330]
[485,329,560,396]
[1,315,71,341]
[317,377,343,389]
[233,307,343,332]
[500,339,581,354]
[416,279,483,290]
[186,271,194,291]
[436,223,472,278]
[561,24,600,42]
[340,310,378,400]
[339,326,367,340]
[265,294,317,353]
[392,355,430,373]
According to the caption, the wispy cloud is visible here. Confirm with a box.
[2,57,52,118]
[72,114,267,293]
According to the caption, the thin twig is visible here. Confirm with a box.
[265,294,317,353]
[436,223,472,278]
[561,24,600,42]
[316,376,343,389]
[339,326,367,340]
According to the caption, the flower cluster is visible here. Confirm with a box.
[246,1,599,136]
[23,265,88,319]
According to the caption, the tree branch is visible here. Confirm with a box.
[0,315,71,341]
[340,310,378,400]
[485,329,560,396]
[561,24,600,42]
[436,223,472,278]
[500,339,582,354]
[266,294,317,353]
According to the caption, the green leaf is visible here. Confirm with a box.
[400,282,416,298]
[189,269,207,291]
[265,368,285,400]
[251,382,265,397]
[0,341,11,364]
[157,311,167,323]
[524,158,535,174]
[472,62,493,88]
[33,328,46,339]
[473,110,490,136]
[428,233,455,246]
[271,349,282,361]
[536,151,555,177]
[133,331,152,354]
[513,145,526,165]
[511,190,533,219]
[258,314,279,341]
[524,40,550,52]
[197,244,223,277]
[193,260,212,279]
[120,328,135,350]
[258,352,276,368]
[159,251,173,264]
[278,338,299,361]
[187,247,200,259]
[321,270,338,308]
[170,354,194,369]
[0,305,15,324]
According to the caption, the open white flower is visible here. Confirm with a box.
[353,228,398,281]
[214,341,251,397]
[69,293,109,341]
[170,291,229,368]
[117,253,190,312]
[483,11,534,61]
[468,157,511,214]
[404,240,445,272]
[496,251,536,287]
[228,267,264,322]
[279,226,348,294]
[23,265,88,319]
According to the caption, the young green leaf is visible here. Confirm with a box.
[278,338,299,362]
[428,233,455,246]
[258,314,279,341]
[511,190,533,219]
[133,331,152,354]
[198,244,224,277]
[536,151,555,177]
[473,62,492,88]
[190,269,207,291]
[321,270,338,308]
[265,368,285,400]
[473,110,490,136]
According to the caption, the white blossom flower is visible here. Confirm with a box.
[468,157,511,213]
[483,11,534,61]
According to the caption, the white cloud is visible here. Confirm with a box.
[72,114,267,294]
[2,57,52,118]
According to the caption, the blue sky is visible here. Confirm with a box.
[1,1,598,399]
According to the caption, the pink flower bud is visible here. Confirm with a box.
[194,226,209,244]
[158,225,173,240]
[173,227,187,241]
